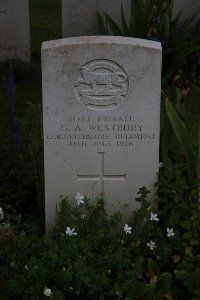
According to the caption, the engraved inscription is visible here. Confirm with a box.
[75,60,128,110]
[45,114,156,148]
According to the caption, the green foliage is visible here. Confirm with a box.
[160,88,198,186]
[0,163,200,299]
[176,255,200,297]
[98,0,172,39]
[157,163,200,253]
[98,0,200,87]
[162,15,200,85]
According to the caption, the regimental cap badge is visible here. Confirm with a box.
[75,59,129,110]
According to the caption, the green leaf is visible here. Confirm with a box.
[130,0,144,37]
[180,220,191,230]
[189,123,199,147]
[97,11,107,35]
[114,283,123,297]
[156,273,172,296]
[147,259,159,276]
[129,282,149,298]
[165,97,196,186]
[100,12,123,36]
[121,4,130,36]
[160,12,170,37]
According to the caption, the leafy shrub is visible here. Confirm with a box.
[0,163,199,299]
[160,88,198,187]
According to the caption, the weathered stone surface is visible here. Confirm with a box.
[0,0,30,62]
[42,36,162,231]
[62,0,130,37]
[62,0,98,37]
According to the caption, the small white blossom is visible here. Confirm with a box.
[167,228,175,237]
[159,162,163,168]
[124,224,132,234]
[147,240,157,250]
[44,287,52,297]
[10,262,15,268]
[150,212,159,222]
[121,239,125,245]
[24,265,28,270]
[0,208,4,220]
[80,214,86,219]
[66,227,77,236]
[75,192,85,205]
[62,266,66,271]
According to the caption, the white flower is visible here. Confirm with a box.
[0,208,4,220]
[44,287,52,297]
[80,214,86,219]
[24,265,28,270]
[167,228,175,237]
[159,162,163,168]
[147,240,157,250]
[66,227,77,236]
[10,262,15,268]
[150,212,159,222]
[75,192,85,205]
[124,224,132,234]
[121,239,125,245]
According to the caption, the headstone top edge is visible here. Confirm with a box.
[41,36,162,51]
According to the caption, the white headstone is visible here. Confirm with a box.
[0,0,30,62]
[42,36,162,231]
[62,0,130,37]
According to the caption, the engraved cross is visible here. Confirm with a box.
[0,10,6,15]
[76,152,126,194]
